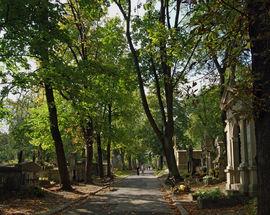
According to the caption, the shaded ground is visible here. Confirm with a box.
[61,170,175,215]
[175,182,252,215]
[0,179,110,215]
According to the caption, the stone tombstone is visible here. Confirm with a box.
[69,152,77,181]
[174,148,202,174]
[0,166,21,191]
[16,161,42,187]
[212,137,226,180]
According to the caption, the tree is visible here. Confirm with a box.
[246,1,270,214]
[112,0,198,181]
[0,0,73,190]
[190,0,248,151]
[186,86,223,148]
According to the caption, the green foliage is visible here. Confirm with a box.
[186,86,223,147]
[0,0,255,178]
[26,92,83,153]
[195,188,224,200]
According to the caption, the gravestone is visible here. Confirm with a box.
[16,162,42,187]
[212,137,226,180]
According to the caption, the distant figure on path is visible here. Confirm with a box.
[141,164,145,174]
[136,166,140,175]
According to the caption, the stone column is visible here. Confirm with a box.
[225,120,233,190]
[247,119,257,196]
[238,119,249,194]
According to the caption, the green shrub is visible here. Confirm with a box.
[194,188,224,200]
[203,175,218,185]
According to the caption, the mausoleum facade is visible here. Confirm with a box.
[221,87,257,196]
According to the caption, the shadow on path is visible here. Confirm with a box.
[65,170,173,215]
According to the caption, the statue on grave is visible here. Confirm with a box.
[213,136,226,180]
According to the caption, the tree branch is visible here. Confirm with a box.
[174,0,182,28]
[151,58,167,126]
[114,0,163,141]
[173,37,200,87]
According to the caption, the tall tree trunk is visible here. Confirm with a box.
[160,0,181,181]
[162,136,181,179]
[96,131,104,178]
[45,83,72,190]
[212,55,228,181]
[120,149,126,170]
[37,144,43,165]
[114,0,181,181]
[159,154,164,170]
[107,103,112,178]
[247,2,270,214]
[128,154,132,170]
[18,151,23,164]
[82,118,94,183]
[37,0,72,191]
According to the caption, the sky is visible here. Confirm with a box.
[108,1,146,18]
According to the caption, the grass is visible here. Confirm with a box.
[114,169,133,178]
[154,169,168,178]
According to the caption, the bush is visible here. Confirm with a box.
[195,188,248,209]
[194,188,224,201]
[203,175,219,185]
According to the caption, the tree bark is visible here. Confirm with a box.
[107,103,112,178]
[120,149,126,170]
[212,55,228,181]
[247,1,270,214]
[162,136,181,179]
[37,144,43,165]
[45,83,72,190]
[96,131,104,178]
[128,154,132,170]
[82,118,94,183]
[18,150,23,164]
[159,154,164,170]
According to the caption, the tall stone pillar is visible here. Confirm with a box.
[238,119,249,194]
[247,119,257,196]
[225,120,233,190]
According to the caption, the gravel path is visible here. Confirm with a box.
[63,170,174,215]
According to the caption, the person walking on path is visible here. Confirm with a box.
[136,166,140,175]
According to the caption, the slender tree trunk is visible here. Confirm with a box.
[37,0,72,191]
[213,55,228,181]
[159,154,164,170]
[45,83,72,190]
[162,136,181,179]
[247,2,270,214]
[82,118,94,183]
[32,152,36,163]
[120,149,126,170]
[128,155,132,170]
[107,103,112,178]
[114,0,181,180]
[96,131,104,178]
[18,151,23,164]
[37,144,43,165]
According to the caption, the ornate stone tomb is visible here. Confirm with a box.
[221,87,257,196]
